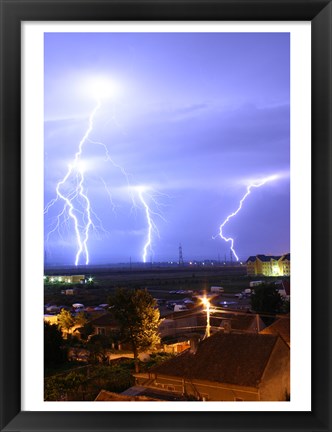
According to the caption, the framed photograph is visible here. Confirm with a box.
[1,1,331,431]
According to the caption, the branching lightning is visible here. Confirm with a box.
[213,175,278,261]
[45,83,167,265]
[44,99,101,265]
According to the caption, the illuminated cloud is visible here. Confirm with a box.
[44,32,290,265]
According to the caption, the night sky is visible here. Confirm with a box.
[44,32,290,266]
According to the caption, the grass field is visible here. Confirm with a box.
[44,265,251,306]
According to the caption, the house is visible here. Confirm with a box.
[260,315,290,347]
[95,389,161,401]
[48,274,85,284]
[134,332,290,401]
[44,314,58,325]
[160,308,266,339]
[163,339,191,354]
[203,312,266,334]
[276,280,290,301]
[246,254,291,277]
[246,256,256,276]
[279,254,291,276]
[63,288,79,296]
[159,308,201,338]
[89,313,120,337]
[95,387,188,401]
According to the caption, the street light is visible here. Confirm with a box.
[201,296,211,338]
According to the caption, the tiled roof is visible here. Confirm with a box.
[197,313,258,332]
[260,316,290,346]
[95,389,160,401]
[122,386,186,401]
[248,253,290,263]
[89,313,118,328]
[246,256,256,263]
[164,307,202,320]
[150,332,279,388]
[256,254,281,262]
[281,280,290,295]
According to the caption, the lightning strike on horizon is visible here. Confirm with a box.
[44,99,102,265]
[44,85,167,265]
[213,175,278,261]
[136,187,167,263]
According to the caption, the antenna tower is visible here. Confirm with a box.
[179,243,184,265]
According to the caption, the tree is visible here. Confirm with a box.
[108,289,161,372]
[250,283,284,314]
[87,334,111,364]
[44,322,66,367]
[78,322,94,341]
[57,309,75,336]
[44,371,86,401]
[75,311,88,328]
[281,299,290,313]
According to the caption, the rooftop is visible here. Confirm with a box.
[260,316,290,346]
[95,389,160,401]
[89,313,118,328]
[149,332,280,388]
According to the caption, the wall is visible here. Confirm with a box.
[259,337,290,401]
[136,374,259,401]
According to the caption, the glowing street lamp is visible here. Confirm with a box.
[201,296,211,338]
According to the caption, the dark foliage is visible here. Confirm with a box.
[108,288,161,372]
[44,322,67,367]
[250,283,284,314]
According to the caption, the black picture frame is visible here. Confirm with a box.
[0,1,331,431]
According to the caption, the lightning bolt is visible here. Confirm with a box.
[44,93,167,265]
[136,187,167,263]
[214,175,278,261]
[44,100,101,265]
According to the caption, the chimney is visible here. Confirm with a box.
[223,320,231,334]
[189,336,199,354]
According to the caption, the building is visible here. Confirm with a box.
[89,313,120,337]
[134,332,290,401]
[160,308,266,340]
[47,275,85,284]
[204,313,266,334]
[159,308,200,339]
[95,389,161,401]
[246,254,291,277]
[44,314,58,325]
[279,253,291,276]
[260,315,290,347]
[246,256,257,276]
[276,280,290,301]
[63,288,79,295]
